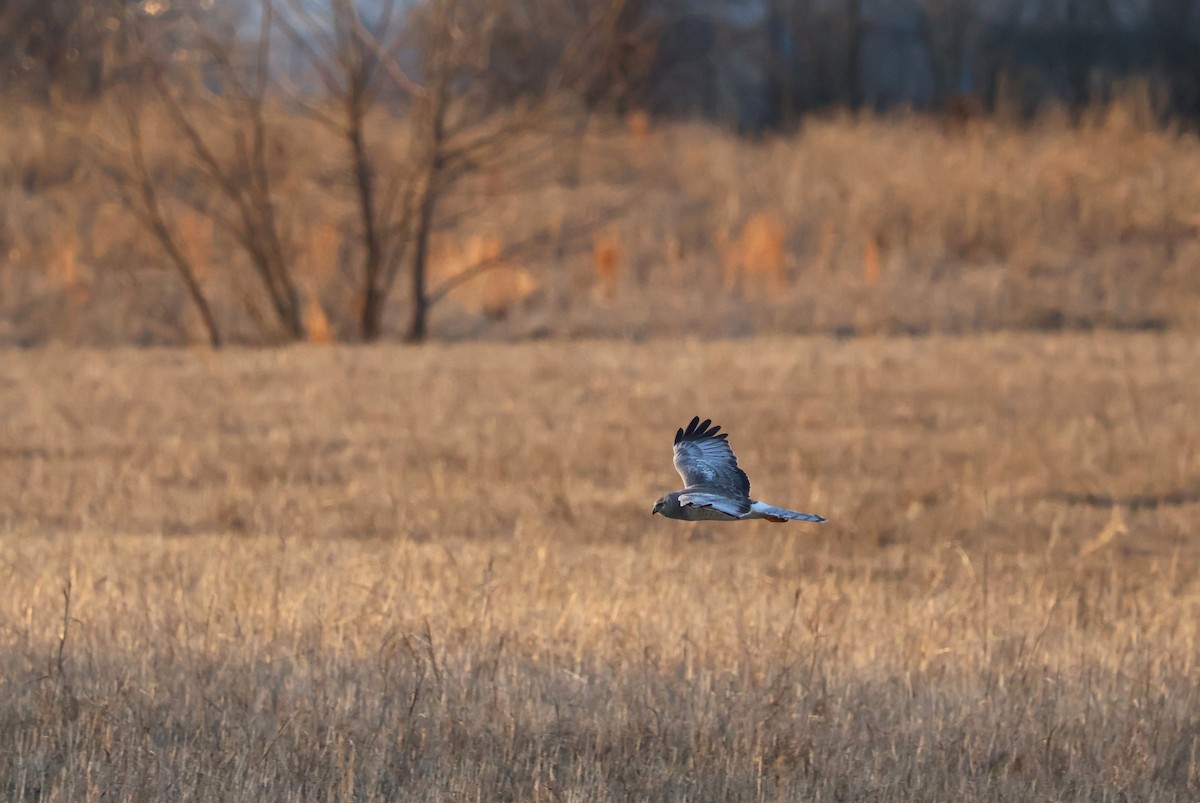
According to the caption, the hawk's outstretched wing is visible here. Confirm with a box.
[677,490,750,518]
[673,416,751,499]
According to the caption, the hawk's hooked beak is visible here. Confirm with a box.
[651,502,660,515]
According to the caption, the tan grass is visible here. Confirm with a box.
[591,228,622,300]
[664,230,684,281]
[428,234,541,320]
[480,266,539,320]
[1,333,1198,799]
[813,218,838,275]
[471,235,539,320]
[46,229,90,324]
[46,231,79,290]
[720,211,787,297]
[303,295,334,344]
[175,206,215,283]
[862,233,882,288]
[6,95,1200,342]
[625,108,651,144]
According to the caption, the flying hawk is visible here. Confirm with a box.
[651,416,826,523]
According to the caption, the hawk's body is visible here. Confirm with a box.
[651,417,826,524]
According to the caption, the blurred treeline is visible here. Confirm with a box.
[3,0,1199,129]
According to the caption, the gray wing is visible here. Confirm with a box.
[672,416,751,499]
[677,490,749,518]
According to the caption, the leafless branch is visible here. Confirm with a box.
[273,0,630,341]
[136,9,306,340]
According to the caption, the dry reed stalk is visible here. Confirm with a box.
[626,109,651,146]
[664,231,683,280]
[1077,507,1128,558]
[863,234,881,287]
[592,229,622,300]
[48,230,79,289]
[303,295,333,343]
[814,218,838,274]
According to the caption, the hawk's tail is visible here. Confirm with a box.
[750,501,827,524]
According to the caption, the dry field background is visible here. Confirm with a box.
[5,96,1200,344]
[2,332,1199,800]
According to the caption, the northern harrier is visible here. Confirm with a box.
[651,416,826,523]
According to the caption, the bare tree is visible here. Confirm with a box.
[397,0,629,341]
[279,0,622,342]
[276,0,417,341]
[133,0,307,341]
[99,91,224,347]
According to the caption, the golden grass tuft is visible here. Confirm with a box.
[720,211,787,297]
[47,232,79,290]
[862,233,881,287]
[303,294,334,343]
[1,333,1198,799]
[664,230,683,280]
[625,109,652,143]
[47,228,90,318]
[482,265,539,320]
[592,228,622,300]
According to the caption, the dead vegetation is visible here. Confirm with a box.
[5,88,1200,345]
[1,332,1199,800]
[719,211,787,297]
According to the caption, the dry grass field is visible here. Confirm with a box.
[5,95,1200,344]
[2,332,1199,800]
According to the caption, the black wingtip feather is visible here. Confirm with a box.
[676,416,729,443]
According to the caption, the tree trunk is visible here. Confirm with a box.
[846,0,863,108]
[405,183,439,343]
[157,226,222,347]
[175,256,223,348]
[348,109,385,342]
[146,203,223,348]
[281,282,306,340]
[361,282,385,341]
